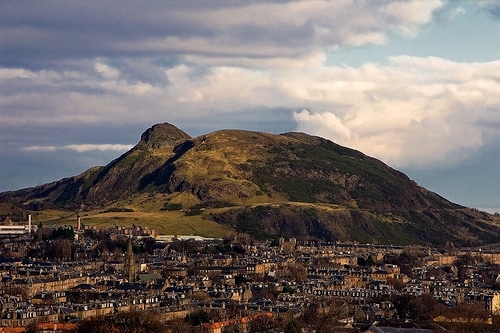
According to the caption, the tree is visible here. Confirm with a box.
[143,237,157,254]
[287,262,307,282]
[248,314,274,332]
[50,226,75,240]
[60,239,72,260]
[357,255,375,266]
[47,239,73,260]
[385,252,421,276]
[282,285,295,294]
[185,310,211,326]
[76,310,166,333]
[164,318,192,333]
[23,322,37,333]
[284,319,301,333]
[302,298,348,333]
[35,222,44,241]
[392,294,412,319]
[408,294,442,321]
[435,303,493,333]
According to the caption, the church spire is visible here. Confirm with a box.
[124,237,135,282]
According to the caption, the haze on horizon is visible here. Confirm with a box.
[1,0,499,213]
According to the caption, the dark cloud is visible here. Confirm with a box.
[485,3,500,19]
[0,2,207,67]
[107,58,172,86]
[1,0,444,68]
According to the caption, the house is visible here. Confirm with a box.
[363,327,433,333]
[35,322,77,332]
[0,310,37,328]
[0,328,25,333]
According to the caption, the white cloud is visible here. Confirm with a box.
[64,144,134,152]
[293,109,351,140]
[21,144,133,153]
[95,62,120,79]
[291,57,500,168]
[384,0,442,37]
[20,146,58,152]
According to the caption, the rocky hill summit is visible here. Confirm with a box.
[2,123,499,246]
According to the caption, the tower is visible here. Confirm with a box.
[124,237,135,282]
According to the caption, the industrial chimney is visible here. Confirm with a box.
[28,214,32,237]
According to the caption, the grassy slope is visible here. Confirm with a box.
[19,193,234,237]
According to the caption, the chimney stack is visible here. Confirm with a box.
[28,214,32,237]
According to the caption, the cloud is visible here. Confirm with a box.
[21,144,133,153]
[292,56,500,168]
[0,0,451,130]
[293,110,351,140]
[2,0,498,173]
[6,55,500,169]
[0,0,444,68]
[20,146,58,153]
[95,62,120,79]
[476,0,500,19]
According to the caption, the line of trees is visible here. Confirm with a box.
[75,310,166,333]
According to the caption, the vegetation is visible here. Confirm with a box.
[161,202,182,211]
[75,310,166,333]
[50,226,75,240]
[2,123,500,247]
[103,207,134,213]
[284,319,301,333]
[185,310,211,326]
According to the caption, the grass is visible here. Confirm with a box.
[48,209,235,237]
[12,193,235,238]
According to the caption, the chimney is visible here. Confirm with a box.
[28,214,32,237]
[77,215,81,231]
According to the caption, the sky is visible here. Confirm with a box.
[1,0,500,213]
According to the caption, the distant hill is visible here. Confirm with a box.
[1,122,499,246]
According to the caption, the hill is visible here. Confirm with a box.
[1,122,499,246]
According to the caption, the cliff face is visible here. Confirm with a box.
[2,123,499,246]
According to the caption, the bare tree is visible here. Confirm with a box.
[432,303,493,333]
[76,310,166,333]
[301,297,348,333]
[248,314,274,333]
[287,262,307,283]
